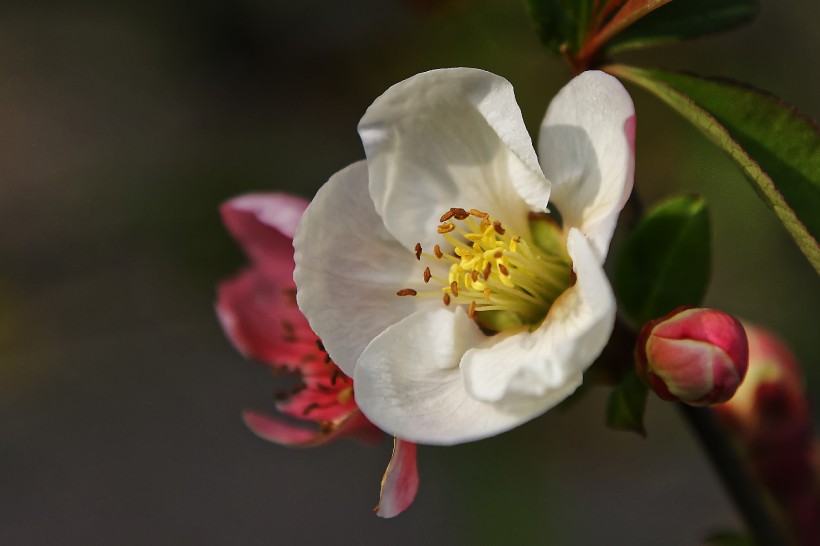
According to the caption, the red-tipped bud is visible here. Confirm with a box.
[636,307,749,406]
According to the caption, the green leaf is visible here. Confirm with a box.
[609,65,820,273]
[606,371,648,436]
[606,0,758,53]
[526,0,596,53]
[615,194,710,325]
[576,0,673,62]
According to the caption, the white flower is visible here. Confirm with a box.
[294,69,635,445]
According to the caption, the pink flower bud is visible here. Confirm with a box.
[714,324,811,450]
[713,325,818,544]
[636,307,749,406]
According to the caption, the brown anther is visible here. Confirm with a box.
[450,281,459,297]
[483,288,491,300]
[470,270,479,282]
[468,300,476,319]
[423,267,432,283]
[498,263,510,276]
[469,208,489,219]
[493,221,505,235]
[437,223,455,234]
[320,422,337,434]
[397,288,418,296]
[493,251,503,259]
[434,244,443,259]
[443,293,451,306]
[450,207,470,220]
[482,262,491,280]
[439,210,455,222]
[302,402,320,416]
[480,218,491,229]
[414,242,422,260]
[569,269,577,287]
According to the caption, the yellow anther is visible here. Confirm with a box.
[397,206,572,331]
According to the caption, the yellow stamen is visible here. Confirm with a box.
[398,207,572,331]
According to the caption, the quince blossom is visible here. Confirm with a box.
[294,69,635,445]
[216,193,418,517]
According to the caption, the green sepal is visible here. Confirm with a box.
[605,370,649,436]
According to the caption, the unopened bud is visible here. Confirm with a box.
[713,326,817,544]
[714,324,810,448]
[636,307,749,406]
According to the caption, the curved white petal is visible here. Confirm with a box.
[353,308,558,445]
[538,71,635,261]
[461,229,615,406]
[293,161,432,376]
[359,68,551,251]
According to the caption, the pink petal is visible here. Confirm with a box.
[216,268,320,367]
[225,193,308,238]
[275,386,359,423]
[375,439,419,518]
[242,409,323,446]
[243,409,379,448]
[220,193,308,284]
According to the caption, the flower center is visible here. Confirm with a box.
[398,207,573,332]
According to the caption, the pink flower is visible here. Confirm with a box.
[714,325,819,544]
[636,306,748,406]
[714,324,810,447]
[216,193,418,517]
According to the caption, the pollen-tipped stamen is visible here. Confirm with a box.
[397,207,572,331]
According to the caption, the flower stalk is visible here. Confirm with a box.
[678,404,793,546]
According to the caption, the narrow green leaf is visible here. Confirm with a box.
[606,371,648,436]
[615,194,711,325]
[526,0,596,53]
[578,0,673,61]
[609,65,820,273]
[606,0,758,53]
[594,0,673,41]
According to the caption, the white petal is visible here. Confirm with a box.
[359,68,551,251]
[353,308,557,445]
[293,161,431,376]
[461,229,615,406]
[538,71,635,261]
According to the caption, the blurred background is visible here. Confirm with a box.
[0,0,817,544]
